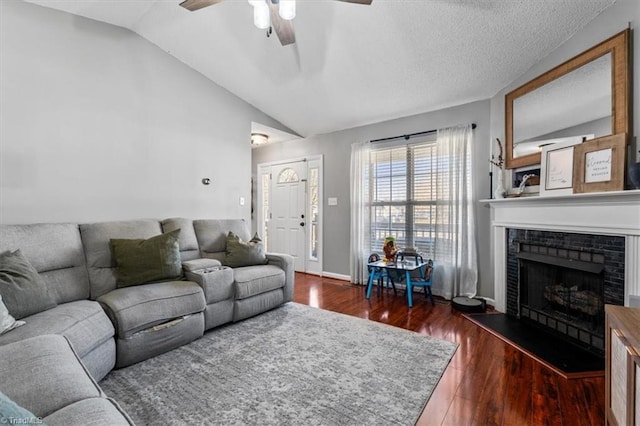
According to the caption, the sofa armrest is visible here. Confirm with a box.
[185,266,234,304]
[182,258,221,272]
[266,253,295,302]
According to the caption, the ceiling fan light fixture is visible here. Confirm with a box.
[251,133,269,146]
[279,0,295,20]
[249,0,270,29]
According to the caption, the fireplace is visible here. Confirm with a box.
[506,229,625,355]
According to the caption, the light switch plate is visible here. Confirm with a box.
[328,197,338,206]
[239,197,245,206]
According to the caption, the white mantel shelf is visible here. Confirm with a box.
[481,189,640,206]
[480,189,640,237]
[482,189,640,311]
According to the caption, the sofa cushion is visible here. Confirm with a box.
[161,218,200,261]
[43,398,133,426]
[233,265,286,299]
[80,219,163,299]
[193,219,252,262]
[0,223,90,305]
[0,295,24,335]
[0,391,40,425]
[0,335,103,418]
[0,300,115,359]
[0,249,57,319]
[223,232,268,268]
[110,229,182,287]
[97,281,205,338]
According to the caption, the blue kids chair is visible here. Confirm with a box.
[367,253,397,296]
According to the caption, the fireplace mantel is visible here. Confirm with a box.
[481,190,640,311]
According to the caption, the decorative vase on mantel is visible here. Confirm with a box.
[490,137,507,199]
[494,168,506,199]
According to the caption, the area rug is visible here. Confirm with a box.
[100,303,458,425]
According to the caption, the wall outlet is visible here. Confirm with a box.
[328,197,338,206]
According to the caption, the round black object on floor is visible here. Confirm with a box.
[452,296,486,313]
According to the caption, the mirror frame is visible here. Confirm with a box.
[505,29,630,169]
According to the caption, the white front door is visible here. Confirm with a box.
[268,161,307,272]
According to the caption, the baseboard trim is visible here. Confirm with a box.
[321,272,351,281]
[482,297,497,310]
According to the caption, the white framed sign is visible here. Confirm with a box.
[539,137,585,197]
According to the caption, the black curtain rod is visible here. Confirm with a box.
[370,123,476,143]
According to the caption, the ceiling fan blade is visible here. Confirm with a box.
[179,0,224,12]
[335,0,372,4]
[268,1,296,46]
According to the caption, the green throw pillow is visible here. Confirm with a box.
[0,391,46,426]
[223,232,268,268]
[110,229,182,287]
[0,250,57,320]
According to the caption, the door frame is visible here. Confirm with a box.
[257,155,323,275]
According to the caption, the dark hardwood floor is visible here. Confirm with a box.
[293,272,605,426]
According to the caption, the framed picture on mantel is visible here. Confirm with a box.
[573,133,626,194]
[539,137,585,197]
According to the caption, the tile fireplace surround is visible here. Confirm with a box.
[483,190,640,312]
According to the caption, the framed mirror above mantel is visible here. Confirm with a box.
[505,29,631,170]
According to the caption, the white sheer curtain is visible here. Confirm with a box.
[432,124,478,299]
[349,141,371,284]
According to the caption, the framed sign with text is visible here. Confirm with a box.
[573,133,626,193]
[539,137,585,196]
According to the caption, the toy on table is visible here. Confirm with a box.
[382,237,397,261]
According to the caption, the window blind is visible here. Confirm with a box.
[368,135,439,257]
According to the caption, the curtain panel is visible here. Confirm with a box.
[349,141,371,285]
[349,125,478,298]
[433,125,478,299]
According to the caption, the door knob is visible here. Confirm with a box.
[300,222,305,227]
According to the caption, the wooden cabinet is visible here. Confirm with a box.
[606,305,640,426]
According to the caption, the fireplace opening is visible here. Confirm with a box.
[503,229,625,370]
[517,245,605,355]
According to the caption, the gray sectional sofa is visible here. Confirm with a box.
[0,218,294,425]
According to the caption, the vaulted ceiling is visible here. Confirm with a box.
[25,0,616,137]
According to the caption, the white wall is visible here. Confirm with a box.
[490,0,640,166]
[0,0,290,224]
[485,0,639,301]
[252,100,492,296]
[252,0,639,300]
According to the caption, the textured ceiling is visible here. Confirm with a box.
[24,0,616,137]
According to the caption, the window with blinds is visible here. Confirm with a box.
[369,135,451,258]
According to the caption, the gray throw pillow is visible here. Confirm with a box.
[110,229,183,287]
[0,295,25,335]
[223,232,268,268]
[0,250,57,320]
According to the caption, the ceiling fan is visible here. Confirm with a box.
[179,0,372,46]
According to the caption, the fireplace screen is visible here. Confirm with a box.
[518,247,605,353]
